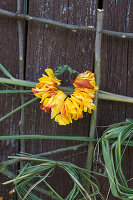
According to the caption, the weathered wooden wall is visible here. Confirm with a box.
[97,0,133,199]
[0,1,20,200]
[24,1,97,199]
[0,0,133,199]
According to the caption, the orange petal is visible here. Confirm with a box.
[74,79,94,89]
[61,104,66,116]
[44,104,56,112]
[40,103,44,110]
[78,113,83,119]
[32,88,39,93]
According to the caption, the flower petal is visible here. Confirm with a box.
[73,79,94,89]
[55,114,71,125]
[51,91,67,119]
[45,68,55,77]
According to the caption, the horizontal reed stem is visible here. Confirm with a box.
[0,8,133,38]
[0,135,96,142]
[0,77,36,87]
[0,8,95,33]
[1,78,133,104]
[0,90,32,93]
[98,90,133,103]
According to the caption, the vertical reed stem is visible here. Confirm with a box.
[17,0,26,164]
[86,9,104,172]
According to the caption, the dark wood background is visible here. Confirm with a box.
[0,0,133,199]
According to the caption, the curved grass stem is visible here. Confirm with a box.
[0,97,38,122]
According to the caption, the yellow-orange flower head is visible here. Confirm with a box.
[32,68,98,125]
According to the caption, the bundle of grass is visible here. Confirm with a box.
[3,154,102,200]
[102,120,133,199]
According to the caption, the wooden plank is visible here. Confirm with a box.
[0,1,26,199]
[0,1,18,198]
[96,1,133,199]
[25,0,97,198]
[0,0,17,12]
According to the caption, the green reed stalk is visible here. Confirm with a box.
[0,90,32,93]
[0,97,38,122]
[0,77,36,87]
[86,9,104,173]
[0,135,96,142]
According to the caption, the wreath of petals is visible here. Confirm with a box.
[32,68,98,125]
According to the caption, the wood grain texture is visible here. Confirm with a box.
[0,1,18,199]
[0,1,26,199]
[0,0,17,12]
[25,0,97,198]
[0,0,133,199]
[96,1,133,199]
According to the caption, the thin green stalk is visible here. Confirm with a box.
[0,143,87,167]
[1,158,21,166]
[37,142,87,156]
[98,90,133,103]
[1,88,133,104]
[86,9,104,173]
[0,166,15,179]
[23,168,54,200]
[28,183,59,200]
[1,8,133,38]
[58,86,74,95]
[43,180,64,200]
[0,77,36,87]
[1,77,133,104]
[0,8,95,33]
[0,134,132,146]
[17,0,27,164]
[0,90,32,93]
[0,97,38,122]
[0,135,96,142]
[0,64,14,79]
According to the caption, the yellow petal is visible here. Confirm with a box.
[51,91,67,119]
[42,98,50,107]
[55,114,71,125]
[45,68,55,77]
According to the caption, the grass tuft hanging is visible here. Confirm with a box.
[102,120,133,199]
